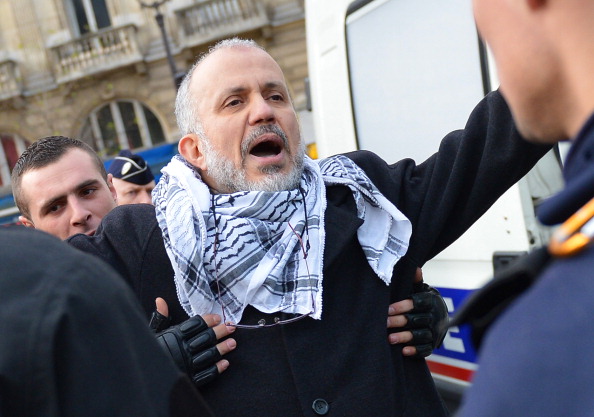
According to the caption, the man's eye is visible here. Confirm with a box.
[82,188,96,197]
[126,190,138,196]
[226,99,242,107]
[48,204,63,213]
[269,94,284,101]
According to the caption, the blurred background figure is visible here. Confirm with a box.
[108,149,156,205]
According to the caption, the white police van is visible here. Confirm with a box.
[304,0,565,408]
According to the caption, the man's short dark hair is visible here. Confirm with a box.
[11,135,107,219]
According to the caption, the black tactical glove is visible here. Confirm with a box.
[403,282,449,358]
[149,310,171,332]
[155,315,220,387]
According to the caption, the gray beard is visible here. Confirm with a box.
[201,127,305,193]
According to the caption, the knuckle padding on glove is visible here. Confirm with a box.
[411,292,434,311]
[192,365,219,387]
[188,328,217,353]
[414,344,433,358]
[410,328,433,344]
[191,345,222,371]
[179,316,209,335]
[404,312,432,328]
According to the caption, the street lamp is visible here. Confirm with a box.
[138,0,186,90]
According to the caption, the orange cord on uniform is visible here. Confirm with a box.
[549,197,594,257]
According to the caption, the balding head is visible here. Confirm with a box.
[176,38,304,194]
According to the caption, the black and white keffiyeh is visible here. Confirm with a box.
[153,154,411,323]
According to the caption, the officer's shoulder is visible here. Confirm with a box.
[107,203,157,221]
[100,204,159,236]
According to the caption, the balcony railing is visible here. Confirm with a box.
[50,24,142,84]
[0,60,22,101]
[176,0,269,49]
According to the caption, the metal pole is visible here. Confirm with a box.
[154,10,179,89]
[139,0,185,90]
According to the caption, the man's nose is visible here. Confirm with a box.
[70,199,91,226]
[138,191,153,205]
[248,95,275,125]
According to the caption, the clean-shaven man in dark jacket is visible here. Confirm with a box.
[69,38,550,417]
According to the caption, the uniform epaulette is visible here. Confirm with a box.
[549,197,594,257]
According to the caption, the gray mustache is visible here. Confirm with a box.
[241,125,289,158]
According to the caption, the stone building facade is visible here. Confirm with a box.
[0,0,308,195]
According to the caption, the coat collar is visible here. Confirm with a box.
[538,113,594,226]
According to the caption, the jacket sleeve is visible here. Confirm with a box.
[51,252,214,417]
[67,204,189,325]
[347,90,551,272]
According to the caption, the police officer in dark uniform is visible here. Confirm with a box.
[453,1,594,416]
[107,149,156,205]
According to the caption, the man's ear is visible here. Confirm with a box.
[106,173,118,204]
[179,134,207,171]
[19,215,34,228]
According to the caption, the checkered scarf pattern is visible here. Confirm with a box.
[153,154,411,323]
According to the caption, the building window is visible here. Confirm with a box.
[80,100,166,157]
[66,0,111,36]
[0,134,30,186]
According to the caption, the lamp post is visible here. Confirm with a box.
[138,0,185,90]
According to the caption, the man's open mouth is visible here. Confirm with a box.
[249,136,284,158]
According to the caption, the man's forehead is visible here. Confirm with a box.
[191,47,286,92]
[21,150,101,203]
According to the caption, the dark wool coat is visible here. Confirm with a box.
[1,227,213,417]
[458,114,594,417]
[68,90,550,417]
